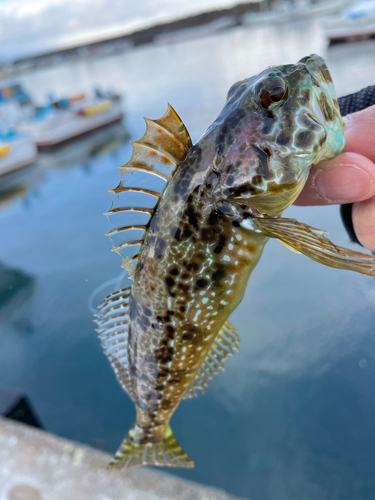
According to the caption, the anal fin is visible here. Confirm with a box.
[183,320,240,399]
[94,286,136,401]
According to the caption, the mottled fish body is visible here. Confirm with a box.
[95,54,375,470]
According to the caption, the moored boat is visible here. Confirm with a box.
[322,0,375,43]
[0,130,37,176]
[18,91,124,150]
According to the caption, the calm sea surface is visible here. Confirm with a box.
[1,17,375,500]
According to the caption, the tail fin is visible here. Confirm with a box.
[108,425,194,470]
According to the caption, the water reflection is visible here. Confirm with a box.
[0,122,129,210]
[0,262,35,335]
[0,17,374,500]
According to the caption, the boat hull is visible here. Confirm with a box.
[0,138,37,176]
[34,104,124,150]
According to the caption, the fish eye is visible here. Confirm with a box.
[258,77,288,109]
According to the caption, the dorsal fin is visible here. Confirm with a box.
[183,321,240,399]
[106,104,192,278]
[94,286,137,402]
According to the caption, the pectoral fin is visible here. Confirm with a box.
[242,216,375,277]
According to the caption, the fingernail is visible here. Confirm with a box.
[315,165,372,203]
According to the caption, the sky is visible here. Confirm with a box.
[0,0,256,61]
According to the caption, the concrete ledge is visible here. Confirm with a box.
[0,417,245,500]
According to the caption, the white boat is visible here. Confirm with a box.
[0,133,37,176]
[322,0,375,42]
[19,93,124,150]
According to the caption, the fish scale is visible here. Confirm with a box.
[95,54,375,470]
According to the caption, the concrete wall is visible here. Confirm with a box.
[0,418,246,500]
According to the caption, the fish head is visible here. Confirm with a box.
[207,54,346,216]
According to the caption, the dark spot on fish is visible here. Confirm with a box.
[154,237,166,259]
[319,92,334,121]
[144,308,152,317]
[295,130,313,148]
[196,278,208,288]
[178,283,190,293]
[227,175,234,185]
[262,114,276,134]
[219,235,227,246]
[201,227,219,243]
[172,227,181,241]
[208,211,219,225]
[138,316,150,328]
[170,267,179,276]
[212,264,226,282]
[184,205,200,229]
[180,305,186,312]
[300,113,319,131]
[252,145,274,178]
[165,276,175,288]
[182,333,193,340]
[277,131,291,146]
[216,133,225,145]
[196,252,206,262]
[186,262,200,271]
[157,370,169,380]
[225,183,262,197]
[174,183,180,193]
[167,325,175,337]
[163,310,174,323]
[214,246,223,254]
[168,378,180,384]
[161,399,174,409]
[181,273,189,279]
[183,225,192,238]
[232,220,240,227]
[299,88,311,106]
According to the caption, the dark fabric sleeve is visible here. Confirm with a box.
[338,85,375,118]
[337,86,375,246]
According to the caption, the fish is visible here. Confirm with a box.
[94,54,375,470]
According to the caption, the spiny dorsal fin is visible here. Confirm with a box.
[106,104,192,278]
[183,320,240,399]
[94,286,136,402]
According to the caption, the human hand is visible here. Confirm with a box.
[294,105,375,252]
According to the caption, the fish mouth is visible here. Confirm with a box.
[298,54,334,93]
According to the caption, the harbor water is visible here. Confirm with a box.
[1,17,375,500]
